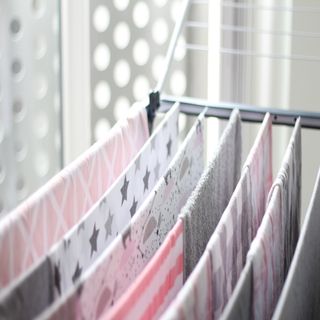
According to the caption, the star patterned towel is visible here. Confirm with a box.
[0,103,179,320]
[102,110,207,320]
[37,107,206,320]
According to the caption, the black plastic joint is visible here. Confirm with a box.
[147,91,160,126]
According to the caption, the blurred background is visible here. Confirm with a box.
[0,0,319,224]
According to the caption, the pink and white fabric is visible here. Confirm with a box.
[105,219,184,320]
[0,103,149,289]
[159,246,213,320]
[38,110,206,320]
[161,113,273,320]
[246,118,301,320]
[49,102,179,296]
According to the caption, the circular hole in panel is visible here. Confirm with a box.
[35,152,49,177]
[174,36,186,61]
[113,0,129,11]
[93,6,110,33]
[35,74,48,100]
[10,18,22,36]
[133,76,150,101]
[12,59,24,81]
[114,97,130,121]
[15,140,28,162]
[113,22,130,49]
[34,112,49,138]
[152,55,165,80]
[35,35,47,59]
[16,176,27,200]
[133,39,150,66]
[114,60,131,88]
[13,100,26,123]
[32,0,46,17]
[152,19,168,45]
[170,70,186,96]
[0,163,5,184]
[133,2,150,29]
[94,118,111,141]
[94,44,110,71]
[171,1,181,21]
[154,0,168,7]
[94,82,111,109]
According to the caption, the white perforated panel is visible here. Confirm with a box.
[0,0,61,217]
[90,0,187,142]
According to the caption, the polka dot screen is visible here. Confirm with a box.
[90,0,187,142]
[0,0,189,216]
[0,0,61,216]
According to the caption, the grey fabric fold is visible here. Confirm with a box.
[0,258,54,320]
[272,168,320,320]
[180,109,242,279]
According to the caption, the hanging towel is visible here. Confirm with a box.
[0,103,149,289]
[105,220,184,320]
[157,109,241,320]
[37,109,206,320]
[105,110,206,319]
[272,175,320,319]
[182,109,242,279]
[221,118,301,320]
[0,103,179,320]
[162,112,272,320]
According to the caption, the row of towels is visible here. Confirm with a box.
[0,101,319,319]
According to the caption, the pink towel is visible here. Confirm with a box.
[0,104,149,289]
[105,220,184,320]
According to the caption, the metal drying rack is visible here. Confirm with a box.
[146,0,320,130]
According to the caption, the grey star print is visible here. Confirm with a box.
[54,263,61,295]
[89,224,99,257]
[72,262,82,283]
[105,211,113,239]
[135,156,141,173]
[154,160,160,180]
[130,197,138,217]
[166,137,172,157]
[120,176,129,205]
[143,167,150,192]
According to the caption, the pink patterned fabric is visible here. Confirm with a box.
[0,104,149,289]
[247,118,301,320]
[161,113,272,320]
[105,220,183,320]
[38,110,205,320]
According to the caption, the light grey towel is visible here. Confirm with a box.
[0,258,54,320]
[180,109,242,279]
[272,168,320,320]
[221,263,253,320]
[221,118,301,320]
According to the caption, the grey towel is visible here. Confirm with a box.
[0,258,54,320]
[272,168,320,320]
[221,118,301,320]
[221,262,253,320]
[180,109,242,279]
